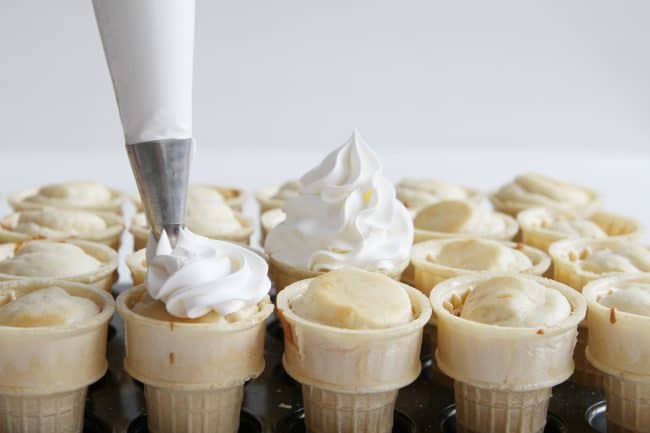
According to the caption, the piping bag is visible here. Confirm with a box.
[92,0,195,247]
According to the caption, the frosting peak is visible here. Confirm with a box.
[265,131,413,273]
[146,229,270,319]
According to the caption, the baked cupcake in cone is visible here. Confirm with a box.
[430,273,585,433]
[490,172,602,217]
[131,185,254,250]
[277,268,431,433]
[0,239,118,293]
[132,184,248,212]
[117,229,273,433]
[255,180,301,212]
[549,238,650,291]
[413,200,519,244]
[396,178,482,217]
[411,238,550,296]
[264,131,412,291]
[583,273,650,433]
[9,181,126,214]
[411,238,549,388]
[0,279,114,433]
[518,207,641,252]
[0,208,125,250]
[549,238,650,388]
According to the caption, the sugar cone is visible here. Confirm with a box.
[117,286,273,433]
[0,280,113,433]
[454,381,550,433]
[431,273,586,433]
[583,274,650,433]
[302,385,398,433]
[144,385,244,433]
[602,374,650,433]
[277,279,431,433]
[0,389,87,433]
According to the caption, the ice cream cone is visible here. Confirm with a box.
[453,381,551,433]
[601,374,650,433]
[144,385,244,433]
[302,385,398,433]
[116,285,273,433]
[0,388,87,433]
[583,274,650,433]
[0,279,114,433]
[277,278,431,433]
[269,256,407,293]
[430,273,586,433]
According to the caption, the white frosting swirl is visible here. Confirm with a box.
[264,130,413,272]
[146,229,270,319]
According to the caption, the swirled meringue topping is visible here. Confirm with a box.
[264,130,413,273]
[145,229,270,319]
[460,276,571,328]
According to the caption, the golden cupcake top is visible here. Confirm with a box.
[413,199,518,240]
[131,185,252,241]
[412,238,543,273]
[10,181,124,212]
[551,238,650,276]
[290,268,413,330]
[0,209,124,243]
[255,180,301,211]
[518,207,606,239]
[491,172,601,216]
[457,275,571,328]
[396,178,480,212]
[0,240,102,278]
[132,184,248,211]
[596,280,650,317]
[0,286,99,327]
[130,290,267,325]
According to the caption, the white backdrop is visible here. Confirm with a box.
[1,0,649,154]
[0,1,648,232]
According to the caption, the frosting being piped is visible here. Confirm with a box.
[146,229,270,319]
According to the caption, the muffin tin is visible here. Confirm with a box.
[84,282,607,433]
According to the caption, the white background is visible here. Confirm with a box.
[0,1,648,231]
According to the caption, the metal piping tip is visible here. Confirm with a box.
[126,138,192,247]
